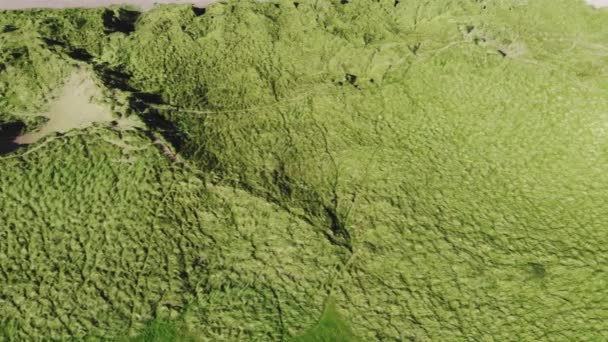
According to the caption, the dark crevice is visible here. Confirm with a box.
[179,270,195,295]
[232,177,353,254]
[324,206,353,252]
[96,287,111,304]
[270,287,286,342]
[102,8,141,35]
[133,92,163,104]
[93,63,136,92]
[66,48,94,62]
[90,62,185,151]
[272,163,293,198]
[42,38,94,62]
[42,37,66,48]
[191,256,208,270]
[473,37,486,45]
[408,42,421,55]
[138,110,185,151]
[343,73,361,90]
[2,24,18,33]
[0,121,26,155]
[120,89,185,150]
[186,140,220,171]
[345,73,357,85]
[293,2,300,8]
[246,166,354,253]
[192,6,206,16]
[528,263,546,278]
[177,243,197,298]
[9,47,27,60]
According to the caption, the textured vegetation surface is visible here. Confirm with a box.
[1,0,608,340]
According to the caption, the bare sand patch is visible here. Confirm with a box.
[15,68,114,144]
[587,0,608,8]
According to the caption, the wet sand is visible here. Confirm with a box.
[0,0,220,10]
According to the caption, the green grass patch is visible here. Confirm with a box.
[0,320,19,342]
[291,301,357,342]
[1,0,608,340]
[126,319,197,342]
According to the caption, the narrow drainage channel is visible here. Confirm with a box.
[0,121,26,155]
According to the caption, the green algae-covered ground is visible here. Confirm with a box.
[1,0,608,340]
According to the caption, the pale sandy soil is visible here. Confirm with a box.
[587,0,608,8]
[0,0,220,10]
[15,69,114,144]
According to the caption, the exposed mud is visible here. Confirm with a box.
[14,68,114,144]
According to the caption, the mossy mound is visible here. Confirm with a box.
[0,128,342,340]
[1,0,608,340]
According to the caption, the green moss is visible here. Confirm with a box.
[1,0,608,340]
[126,318,196,342]
[0,128,341,340]
[0,27,71,117]
[0,319,20,342]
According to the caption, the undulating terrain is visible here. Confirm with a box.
[1,0,607,340]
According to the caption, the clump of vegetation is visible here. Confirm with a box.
[1,0,608,340]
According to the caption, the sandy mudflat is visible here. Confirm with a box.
[0,0,220,10]
[14,69,114,145]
